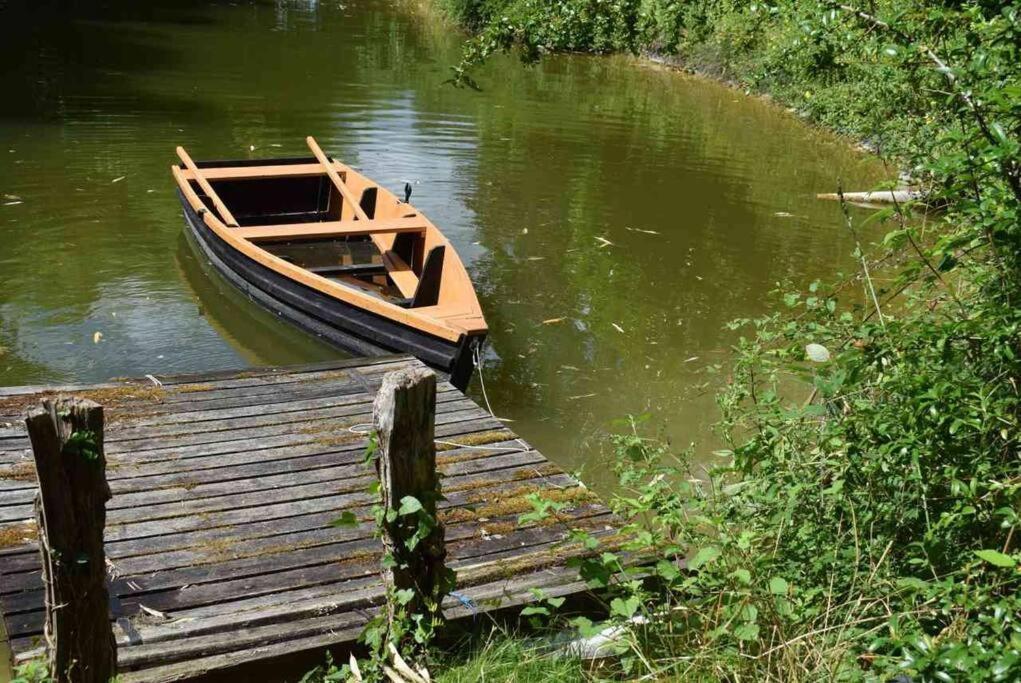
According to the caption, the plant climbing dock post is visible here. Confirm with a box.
[372,366,450,643]
[25,397,116,683]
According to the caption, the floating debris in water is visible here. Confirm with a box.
[112,176,126,183]
[138,604,170,621]
[625,227,660,235]
[594,236,614,248]
[93,331,104,344]
[568,393,597,400]
[542,317,565,325]
[611,323,624,333]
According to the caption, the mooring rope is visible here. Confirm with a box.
[343,345,531,454]
[469,339,531,454]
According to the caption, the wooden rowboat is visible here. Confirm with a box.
[172,137,487,390]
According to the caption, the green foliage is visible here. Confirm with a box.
[354,433,455,679]
[64,429,99,461]
[438,3,1021,680]
[11,659,52,683]
[298,651,347,683]
[445,0,645,86]
[298,2,1021,680]
[432,634,586,683]
[517,492,569,525]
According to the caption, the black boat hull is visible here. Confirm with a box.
[178,190,482,390]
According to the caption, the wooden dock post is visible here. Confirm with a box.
[24,398,116,683]
[372,367,449,638]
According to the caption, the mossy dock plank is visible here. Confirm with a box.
[0,356,625,681]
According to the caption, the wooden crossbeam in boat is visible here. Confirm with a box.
[175,147,240,227]
[178,163,339,181]
[234,217,428,242]
[306,136,420,299]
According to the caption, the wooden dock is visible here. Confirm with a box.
[0,356,622,681]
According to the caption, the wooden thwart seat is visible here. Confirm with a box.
[234,217,427,242]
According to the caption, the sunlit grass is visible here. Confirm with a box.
[434,634,587,683]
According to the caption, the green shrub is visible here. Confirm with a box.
[437,1,1021,680]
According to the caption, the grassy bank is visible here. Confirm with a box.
[405,1,1021,682]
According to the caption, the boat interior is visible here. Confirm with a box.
[172,138,487,341]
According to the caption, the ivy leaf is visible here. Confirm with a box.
[394,588,415,605]
[768,577,789,595]
[398,496,423,516]
[610,596,640,619]
[733,622,760,641]
[570,616,603,638]
[730,568,751,585]
[521,605,549,616]
[974,549,1017,568]
[330,512,358,528]
[689,545,720,570]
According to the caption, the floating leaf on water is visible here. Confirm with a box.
[805,343,830,362]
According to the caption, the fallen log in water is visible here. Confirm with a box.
[816,188,922,207]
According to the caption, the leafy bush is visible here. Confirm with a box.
[438,1,1021,681]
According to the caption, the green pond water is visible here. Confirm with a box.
[0,0,888,495]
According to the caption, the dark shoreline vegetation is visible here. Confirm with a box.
[416,1,1020,681]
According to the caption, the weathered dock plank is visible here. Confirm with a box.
[0,355,625,681]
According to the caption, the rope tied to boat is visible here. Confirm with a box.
[470,339,531,455]
[344,341,530,453]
